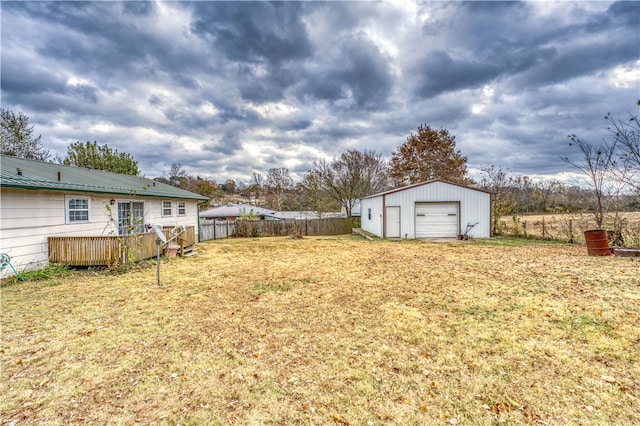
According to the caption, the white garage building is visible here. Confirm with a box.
[360,180,492,239]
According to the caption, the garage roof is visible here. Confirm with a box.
[362,179,493,199]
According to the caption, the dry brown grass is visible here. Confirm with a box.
[499,212,640,246]
[2,236,639,425]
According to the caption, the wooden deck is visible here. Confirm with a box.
[48,226,196,267]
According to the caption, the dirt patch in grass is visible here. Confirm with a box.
[2,236,639,425]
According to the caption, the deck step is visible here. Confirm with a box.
[183,252,198,258]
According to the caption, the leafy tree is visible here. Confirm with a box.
[62,141,140,176]
[190,176,219,199]
[265,167,294,210]
[1,108,50,161]
[221,179,237,194]
[313,149,388,217]
[389,125,470,186]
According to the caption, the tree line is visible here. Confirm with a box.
[2,105,638,222]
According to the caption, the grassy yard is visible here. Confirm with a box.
[1,236,639,425]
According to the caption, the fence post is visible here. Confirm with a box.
[569,219,573,243]
[542,216,546,239]
[213,219,216,240]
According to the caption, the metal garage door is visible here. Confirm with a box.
[415,203,459,238]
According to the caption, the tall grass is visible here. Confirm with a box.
[497,212,640,246]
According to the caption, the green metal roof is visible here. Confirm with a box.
[0,155,209,201]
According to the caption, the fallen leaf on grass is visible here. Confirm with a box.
[332,412,350,425]
[492,403,502,415]
[601,375,617,384]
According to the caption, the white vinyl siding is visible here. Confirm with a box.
[0,188,203,278]
[415,203,459,238]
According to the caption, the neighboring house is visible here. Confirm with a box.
[273,211,344,220]
[199,203,346,221]
[199,203,280,220]
[0,155,209,277]
[360,180,492,239]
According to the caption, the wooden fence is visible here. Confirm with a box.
[48,226,196,267]
[199,217,356,241]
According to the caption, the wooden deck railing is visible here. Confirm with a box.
[48,226,196,267]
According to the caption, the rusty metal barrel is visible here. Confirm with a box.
[583,230,611,256]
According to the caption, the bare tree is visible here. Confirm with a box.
[249,172,265,201]
[478,165,515,235]
[298,170,340,218]
[510,175,534,214]
[163,163,189,188]
[265,167,294,210]
[563,135,618,229]
[313,150,388,217]
[535,178,564,213]
[605,110,640,192]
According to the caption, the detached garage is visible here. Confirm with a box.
[360,180,492,239]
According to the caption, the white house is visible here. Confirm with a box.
[199,203,281,220]
[0,155,209,277]
[360,180,492,239]
[199,203,346,221]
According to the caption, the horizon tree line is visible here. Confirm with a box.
[2,106,638,220]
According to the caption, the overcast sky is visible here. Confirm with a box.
[1,1,638,184]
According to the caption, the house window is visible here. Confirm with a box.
[177,201,186,216]
[162,201,172,217]
[118,201,144,235]
[67,197,90,223]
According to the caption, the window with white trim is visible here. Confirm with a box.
[162,200,172,217]
[66,197,90,223]
[118,201,145,235]
[177,201,186,216]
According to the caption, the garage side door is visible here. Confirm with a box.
[415,203,459,238]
